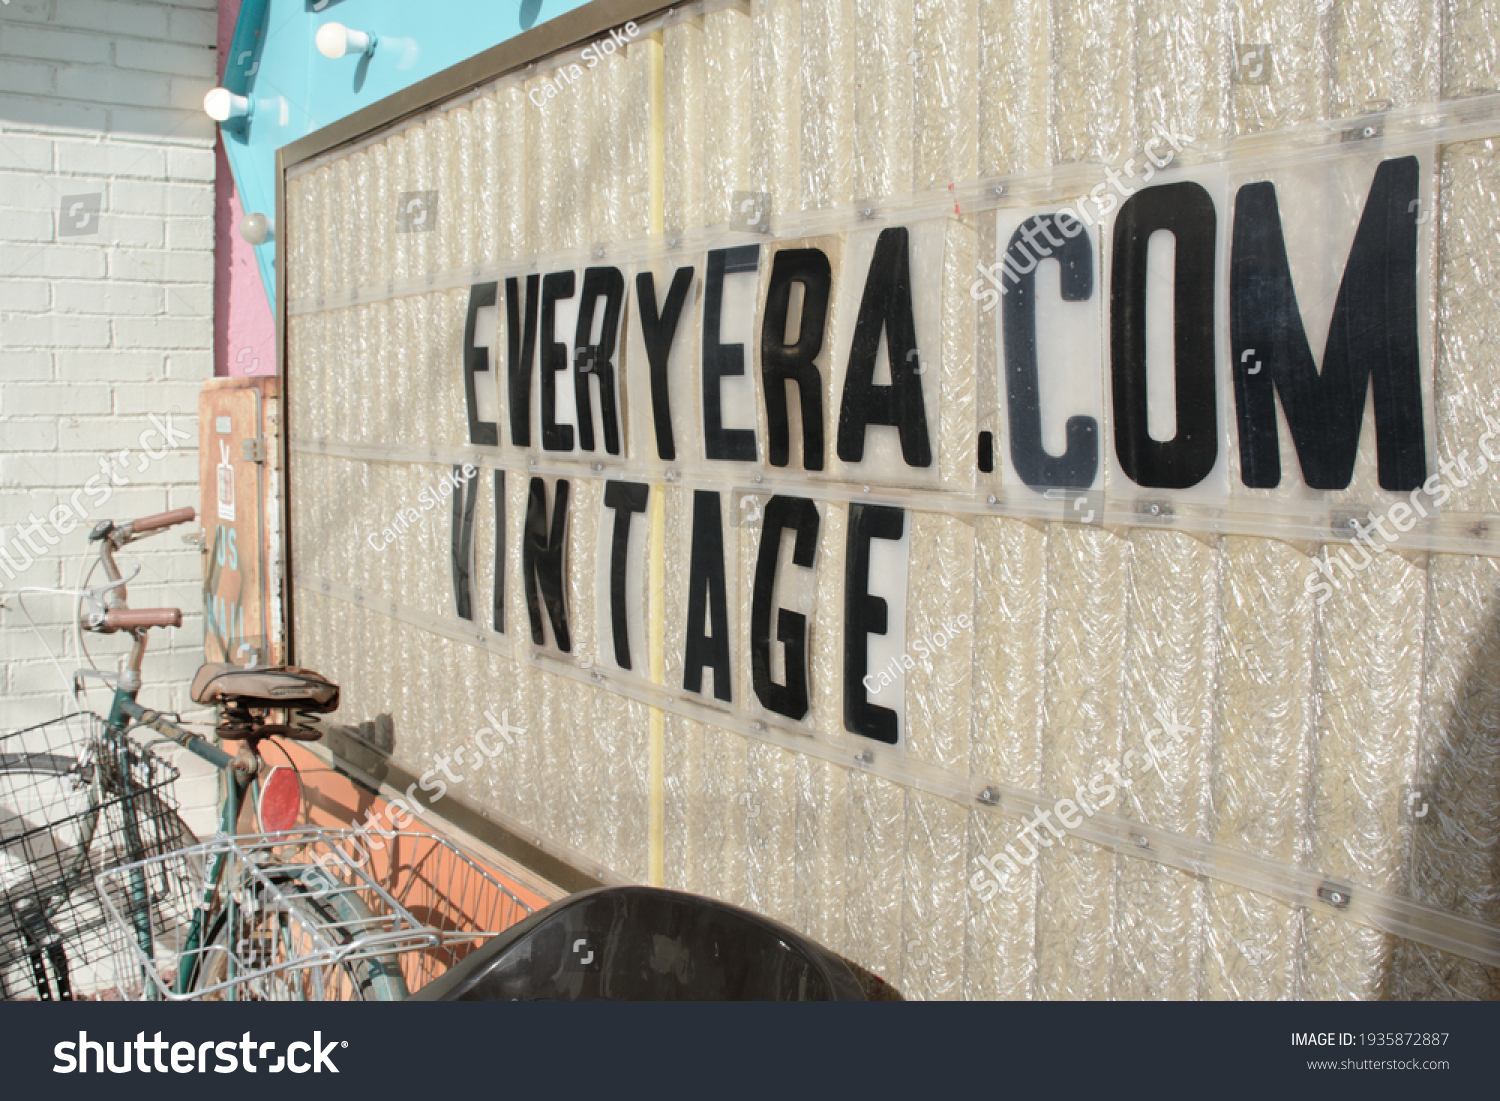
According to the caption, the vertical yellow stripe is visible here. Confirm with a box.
[647,29,667,888]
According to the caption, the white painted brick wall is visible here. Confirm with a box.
[0,0,219,835]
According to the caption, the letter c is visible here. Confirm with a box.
[529,87,546,109]
[862,674,879,694]
[366,533,383,552]
[287,1043,311,1073]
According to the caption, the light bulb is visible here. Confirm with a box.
[316,22,375,60]
[203,87,250,122]
[238,213,272,246]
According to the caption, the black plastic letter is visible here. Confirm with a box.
[491,470,506,634]
[683,490,732,701]
[702,246,759,462]
[463,282,499,447]
[539,271,576,452]
[505,274,540,448]
[451,466,478,621]
[523,477,570,650]
[636,267,693,462]
[1002,215,1098,489]
[1110,182,1218,489]
[603,481,649,671]
[573,266,625,455]
[750,495,820,720]
[836,227,932,468]
[843,503,905,744]
[761,249,831,470]
[1230,156,1425,491]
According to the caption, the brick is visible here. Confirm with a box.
[164,286,209,317]
[56,348,164,380]
[109,106,214,143]
[0,351,51,380]
[0,209,55,242]
[0,0,55,27]
[58,417,157,451]
[113,381,200,415]
[101,213,165,248]
[0,169,75,211]
[0,313,109,347]
[111,315,209,350]
[163,349,211,378]
[0,24,111,66]
[49,0,173,42]
[54,279,163,316]
[0,242,106,281]
[109,178,211,218]
[1,279,50,312]
[166,7,217,49]
[108,246,210,283]
[0,419,57,450]
[54,140,167,179]
[0,452,113,487]
[0,133,52,173]
[0,93,109,134]
[55,65,175,110]
[0,60,56,98]
[116,39,215,79]
[164,214,212,250]
[2,383,113,416]
[165,146,214,183]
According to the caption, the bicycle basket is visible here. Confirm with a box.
[0,712,183,1001]
[97,827,535,1001]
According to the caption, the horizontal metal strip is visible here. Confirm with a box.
[291,436,1500,556]
[297,573,1500,970]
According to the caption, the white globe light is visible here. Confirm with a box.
[203,87,249,122]
[316,22,374,60]
[238,213,272,246]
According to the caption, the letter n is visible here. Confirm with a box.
[523,477,570,650]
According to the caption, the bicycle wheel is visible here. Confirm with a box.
[191,871,410,1001]
[1,751,197,1001]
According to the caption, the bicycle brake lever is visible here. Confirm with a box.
[80,568,141,627]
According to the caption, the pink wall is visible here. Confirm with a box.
[214,0,276,377]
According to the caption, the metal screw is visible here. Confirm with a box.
[977,786,1000,806]
[754,474,762,483]
[987,494,997,506]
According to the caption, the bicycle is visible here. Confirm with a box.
[3,506,531,1000]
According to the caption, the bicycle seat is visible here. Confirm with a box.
[191,663,340,710]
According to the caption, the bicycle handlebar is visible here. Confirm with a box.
[99,608,183,631]
[130,507,196,535]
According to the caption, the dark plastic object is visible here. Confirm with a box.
[413,886,869,1001]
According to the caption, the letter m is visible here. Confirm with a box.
[1231,156,1426,491]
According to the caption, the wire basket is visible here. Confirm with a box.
[0,712,185,1001]
[97,827,535,1000]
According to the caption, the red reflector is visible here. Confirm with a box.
[258,766,302,833]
